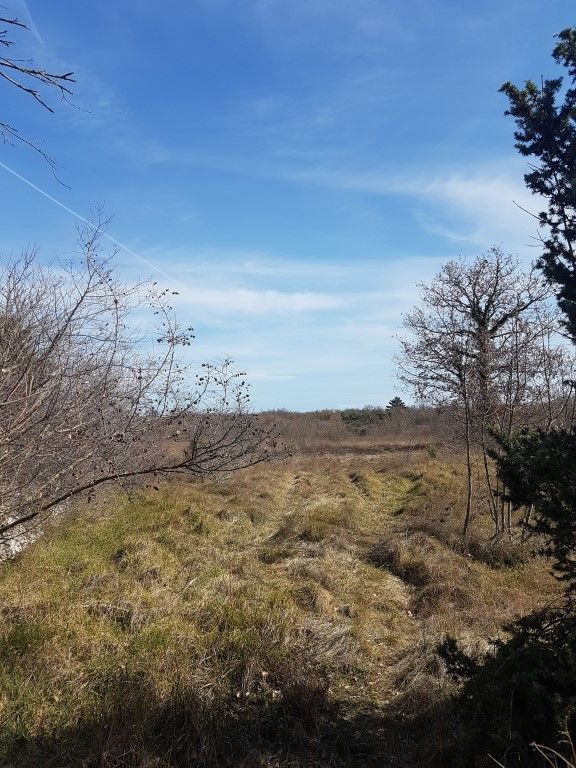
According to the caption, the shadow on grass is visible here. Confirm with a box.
[1,672,462,768]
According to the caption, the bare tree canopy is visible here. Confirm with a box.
[397,247,575,539]
[0,221,279,550]
[0,10,75,162]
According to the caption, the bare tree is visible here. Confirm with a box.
[396,248,564,539]
[0,222,278,551]
[0,10,74,163]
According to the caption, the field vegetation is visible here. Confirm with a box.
[0,436,562,767]
[259,404,448,455]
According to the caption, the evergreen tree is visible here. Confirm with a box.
[386,396,406,410]
[500,28,576,342]
[498,29,576,590]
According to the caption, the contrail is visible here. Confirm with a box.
[0,158,183,287]
[14,0,44,45]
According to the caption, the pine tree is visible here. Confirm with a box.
[386,396,406,410]
[500,28,576,342]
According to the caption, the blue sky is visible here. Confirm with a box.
[1,0,574,409]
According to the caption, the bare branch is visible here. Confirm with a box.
[0,12,75,164]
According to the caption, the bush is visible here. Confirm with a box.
[341,407,387,427]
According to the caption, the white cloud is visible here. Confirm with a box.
[274,160,543,249]
[411,171,542,246]
[169,285,344,315]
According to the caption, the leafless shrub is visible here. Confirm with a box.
[0,222,278,549]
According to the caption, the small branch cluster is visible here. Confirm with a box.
[0,13,75,165]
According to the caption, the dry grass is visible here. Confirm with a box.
[0,449,561,767]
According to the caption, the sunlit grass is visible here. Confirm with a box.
[0,453,560,766]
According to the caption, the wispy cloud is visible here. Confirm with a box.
[271,160,542,249]
[235,68,397,155]
[170,285,344,315]
[407,170,541,246]
[109,122,540,251]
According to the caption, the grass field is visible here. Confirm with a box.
[0,447,559,767]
